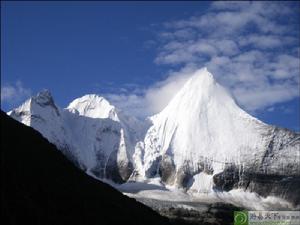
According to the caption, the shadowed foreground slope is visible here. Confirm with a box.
[0,111,169,225]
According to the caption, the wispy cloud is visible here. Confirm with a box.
[105,64,199,118]
[107,1,300,118]
[153,1,300,112]
[1,81,31,107]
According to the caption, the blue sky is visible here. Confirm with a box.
[1,1,299,131]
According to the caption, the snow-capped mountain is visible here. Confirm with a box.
[7,68,300,205]
[132,68,300,204]
[135,68,299,181]
[8,91,148,183]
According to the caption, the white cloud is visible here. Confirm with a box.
[143,65,197,114]
[106,65,197,118]
[151,1,300,113]
[233,82,299,111]
[238,35,282,49]
[1,81,31,106]
[107,2,299,119]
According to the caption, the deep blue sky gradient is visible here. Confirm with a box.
[1,1,299,131]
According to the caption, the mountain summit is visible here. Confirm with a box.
[139,68,266,179]
[7,68,300,205]
[8,92,146,183]
[67,94,119,120]
[133,68,300,205]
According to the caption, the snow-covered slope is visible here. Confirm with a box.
[7,68,300,205]
[8,91,147,183]
[135,68,266,176]
[132,68,300,203]
[7,90,74,158]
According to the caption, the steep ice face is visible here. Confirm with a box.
[135,68,300,195]
[67,94,150,155]
[8,90,67,149]
[62,95,141,182]
[8,90,59,125]
[8,91,146,183]
[8,90,85,169]
[65,94,149,173]
[139,68,263,176]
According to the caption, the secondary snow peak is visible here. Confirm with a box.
[67,94,119,121]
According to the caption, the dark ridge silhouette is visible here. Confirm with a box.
[0,111,170,225]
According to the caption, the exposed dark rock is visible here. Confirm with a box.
[213,164,300,206]
[146,155,162,177]
[33,89,61,116]
[106,150,134,183]
[212,165,240,191]
[159,154,176,184]
[176,166,193,188]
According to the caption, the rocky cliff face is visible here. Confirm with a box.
[7,68,300,206]
[211,126,300,205]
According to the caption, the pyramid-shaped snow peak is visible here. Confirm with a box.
[136,68,299,193]
[145,68,263,163]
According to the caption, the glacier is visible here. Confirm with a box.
[7,68,300,206]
